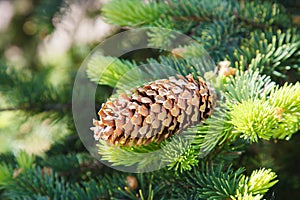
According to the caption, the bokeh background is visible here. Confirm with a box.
[0,0,118,154]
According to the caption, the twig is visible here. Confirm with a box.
[0,107,22,112]
[172,15,212,23]
[172,12,284,30]
[204,138,231,163]
[0,103,72,112]
[233,13,266,29]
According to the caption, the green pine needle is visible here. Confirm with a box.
[268,82,300,139]
[0,163,13,189]
[225,70,275,105]
[15,150,36,170]
[230,99,277,142]
[233,168,278,199]
[97,140,162,172]
[161,136,198,173]
[86,54,137,88]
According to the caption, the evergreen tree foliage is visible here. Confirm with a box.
[0,0,299,199]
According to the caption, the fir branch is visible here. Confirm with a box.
[147,55,215,79]
[102,0,164,26]
[268,82,300,139]
[171,13,268,30]
[236,1,292,30]
[229,83,300,142]
[230,99,277,142]
[86,54,138,89]
[230,29,300,79]
[174,163,245,199]
[87,54,216,97]
[71,179,111,200]
[41,153,101,179]
[97,140,163,172]
[234,14,265,30]
[15,151,36,170]
[166,0,290,31]
[166,0,234,23]
[0,167,71,199]
[0,163,14,189]
[188,107,234,158]
[114,174,164,200]
[0,1,295,199]
[224,70,275,106]
[0,63,72,120]
[232,168,278,200]
[161,135,199,173]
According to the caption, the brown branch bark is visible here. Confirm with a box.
[0,103,72,112]
[172,12,283,30]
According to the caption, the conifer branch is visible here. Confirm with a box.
[1,0,299,199]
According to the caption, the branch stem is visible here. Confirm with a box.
[0,103,72,112]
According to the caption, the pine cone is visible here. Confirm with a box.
[91,74,215,146]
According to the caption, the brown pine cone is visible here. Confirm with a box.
[91,74,215,146]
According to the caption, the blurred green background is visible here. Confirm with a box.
[0,0,118,154]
